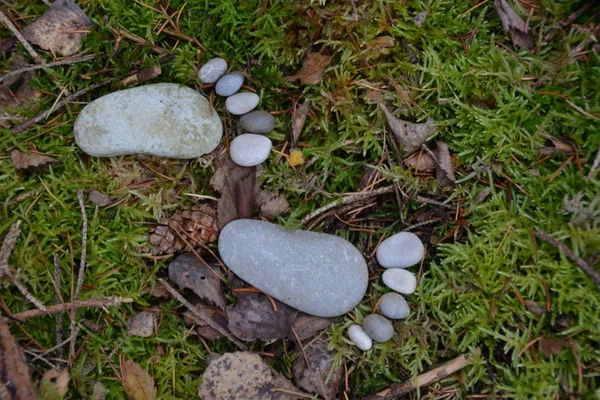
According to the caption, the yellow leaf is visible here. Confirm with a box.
[288,150,305,167]
[121,359,157,400]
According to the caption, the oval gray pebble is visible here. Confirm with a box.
[239,111,275,134]
[379,293,410,320]
[226,92,259,115]
[362,314,394,342]
[215,71,244,97]
[198,58,228,84]
[230,134,272,167]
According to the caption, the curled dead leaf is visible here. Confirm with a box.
[22,0,93,56]
[380,103,436,153]
[494,0,535,49]
[168,254,225,310]
[283,52,332,85]
[121,359,157,400]
[539,137,575,155]
[404,151,436,172]
[11,149,59,171]
[292,341,343,400]
[291,99,310,145]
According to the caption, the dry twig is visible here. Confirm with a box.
[69,189,88,362]
[0,54,96,85]
[10,296,133,321]
[53,254,64,359]
[534,228,600,289]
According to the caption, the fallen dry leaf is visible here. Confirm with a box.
[22,0,92,56]
[199,352,275,400]
[291,99,310,145]
[538,337,567,357]
[11,148,59,171]
[283,52,332,85]
[366,36,395,59]
[292,313,331,341]
[380,103,436,153]
[182,300,229,341]
[227,291,298,341]
[435,141,456,187]
[494,0,535,49]
[38,368,70,399]
[539,137,575,155]
[525,300,545,317]
[88,189,112,207]
[0,319,36,399]
[260,195,290,220]
[476,187,492,203]
[121,359,157,400]
[404,151,436,172]
[147,205,218,255]
[0,55,41,117]
[292,341,343,400]
[127,311,156,338]
[119,65,162,87]
[168,254,225,310]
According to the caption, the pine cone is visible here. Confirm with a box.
[147,205,218,255]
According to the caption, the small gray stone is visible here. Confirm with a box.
[362,314,394,342]
[215,71,244,96]
[379,293,410,320]
[198,57,227,83]
[239,111,275,134]
[230,134,272,167]
[348,325,372,351]
[225,92,259,115]
[74,83,222,158]
[376,231,424,268]
[218,219,368,317]
[382,269,417,295]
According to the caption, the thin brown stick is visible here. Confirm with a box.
[361,350,477,400]
[158,278,247,350]
[74,189,88,301]
[534,228,600,289]
[587,146,600,179]
[53,254,63,360]
[0,54,96,84]
[9,296,133,321]
[301,186,394,225]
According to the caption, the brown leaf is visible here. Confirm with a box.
[404,151,436,172]
[127,311,156,338]
[168,254,225,310]
[292,341,343,400]
[260,195,290,221]
[22,0,92,56]
[11,149,59,171]
[291,313,331,341]
[0,55,41,127]
[494,0,535,49]
[121,359,157,400]
[283,52,332,85]
[380,103,436,153]
[0,319,36,399]
[199,352,275,400]
[227,291,298,341]
[38,368,70,399]
[291,99,310,145]
[182,301,229,341]
[146,205,218,255]
[434,141,456,187]
[525,300,545,317]
[210,153,255,229]
[539,137,575,155]
[88,189,112,207]
[538,337,567,357]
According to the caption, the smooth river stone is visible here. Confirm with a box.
[198,57,227,83]
[348,325,372,351]
[215,71,244,96]
[239,111,275,134]
[218,219,368,317]
[376,231,425,268]
[379,293,410,319]
[74,83,222,158]
[362,314,394,342]
[225,92,259,115]
[382,269,417,295]
[230,134,272,167]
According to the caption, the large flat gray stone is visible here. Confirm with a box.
[218,220,368,317]
[74,83,222,158]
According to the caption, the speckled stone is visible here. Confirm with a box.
[73,83,222,158]
[215,71,244,97]
[198,58,227,83]
[239,111,275,134]
[218,219,368,317]
[225,92,259,115]
[362,314,394,342]
[230,134,272,167]
[379,293,410,320]
[376,231,425,268]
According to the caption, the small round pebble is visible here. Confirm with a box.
[215,71,244,97]
[379,293,410,320]
[230,134,272,167]
[348,325,372,351]
[198,58,228,84]
[382,269,417,295]
[362,314,394,343]
[239,111,275,134]
[226,92,260,115]
[376,231,425,268]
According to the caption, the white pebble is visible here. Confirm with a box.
[348,325,372,351]
[382,269,417,295]
[225,92,259,115]
[376,232,424,268]
[198,58,228,84]
[379,293,410,319]
[230,134,272,167]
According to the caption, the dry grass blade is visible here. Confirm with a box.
[11,296,133,321]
